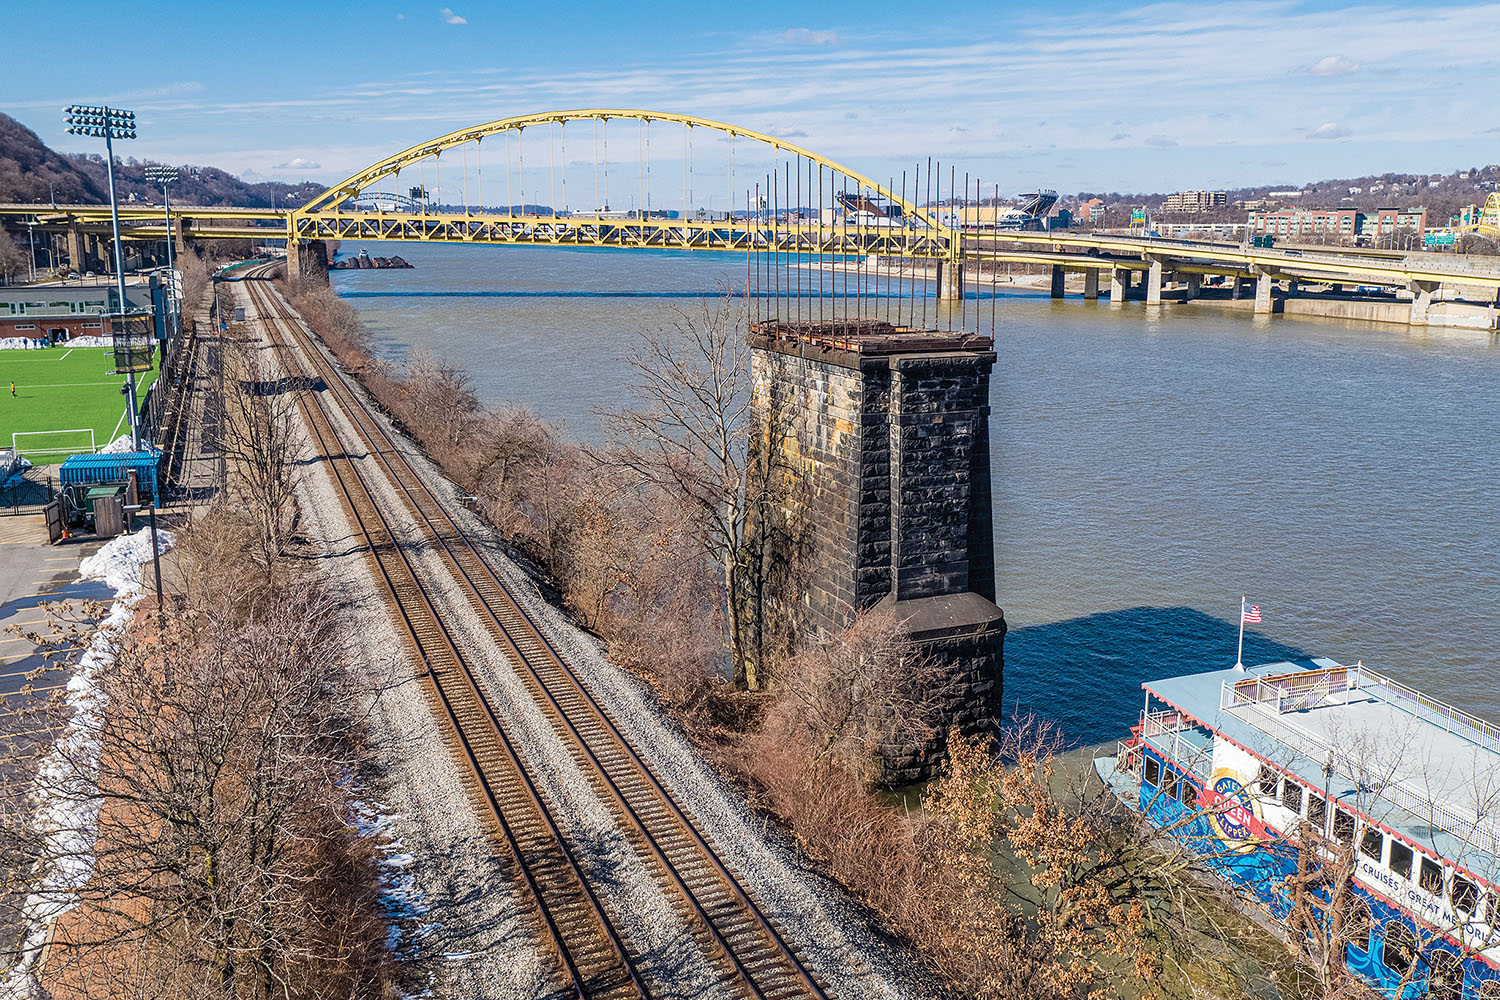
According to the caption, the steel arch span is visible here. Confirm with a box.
[288,109,957,258]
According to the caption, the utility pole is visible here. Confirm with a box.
[66,104,140,451]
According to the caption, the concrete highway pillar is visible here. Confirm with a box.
[1185,274,1201,301]
[1254,272,1274,314]
[1050,264,1065,299]
[65,227,85,274]
[937,257,964,301]
[1146,260,1163,305]
[1109,268,1126,303]
[1408,281,1438,326]
[1083,269,1099,300]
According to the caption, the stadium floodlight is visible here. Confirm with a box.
[144,165,180,339]
[64,103,141,450]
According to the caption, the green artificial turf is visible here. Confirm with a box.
[0,346,160,463]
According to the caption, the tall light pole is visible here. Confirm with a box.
[145,165,178,340]
[65,104,141,451]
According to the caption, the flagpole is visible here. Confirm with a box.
[1235,594,1246,670]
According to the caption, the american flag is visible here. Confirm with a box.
[1242,603,1262,624]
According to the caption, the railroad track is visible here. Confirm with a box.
[243,273,645,1000]
[239,267,830,1000]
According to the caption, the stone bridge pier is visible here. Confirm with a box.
[745,320,1006,784]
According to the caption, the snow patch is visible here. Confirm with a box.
[0,336,113,350]
[1,527,175,997]
[97,434,141,455]
[79,528,174,594]
[349,799,435,997]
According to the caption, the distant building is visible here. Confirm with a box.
[1360,208,1427,239]
[1076,198,1105,224]
[1248,206,1427,245]
[0,278,166,342]
[1161,190,1226,213]
[1267,189,1303,199]
[1235,198,1276,212]
[1248,208,1360,242]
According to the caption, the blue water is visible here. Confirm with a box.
[332,242,1500,747]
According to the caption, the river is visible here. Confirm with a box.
[331,241,1500,747]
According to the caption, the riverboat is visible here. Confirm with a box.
[1097,657,1500,998]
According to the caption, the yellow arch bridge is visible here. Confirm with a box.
[6,108,1500,305]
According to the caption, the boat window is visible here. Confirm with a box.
[1451,874,1479,917]
[1144,755,1160,787]
[1427,950,1463,1000]
[1343,898,1372,953]
[1179,776,1195,806]
[1418,856,1443,895]
[1389,840,1414,881]
[1164,768,1181,802]
[1281,780,1304,814]
[1307,792,1327,831]
[1258,763,1279,797]
[1332,809,1356,844]
[1382,920,1417,975]
[1360,827,1384,862]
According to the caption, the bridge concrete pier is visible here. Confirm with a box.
[1110,268,1128,303]
[1255,272,1274,314]
[1184,273,1202,301]
[286,239,330,285]
[937,257,964,301]
[1408,280,1440,326]
[746,321,1005,784]
[1050,265,1065,299]
[1083,269,1099,300]
[1146,260,1163,306]
[65,226,85,274]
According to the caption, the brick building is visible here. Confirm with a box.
[0,278,166,343]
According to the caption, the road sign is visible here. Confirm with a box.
[1423,231,1456,247]
[1131,209,1147,225]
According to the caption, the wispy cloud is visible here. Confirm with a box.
[1309,54,1360,76]
[778,27,838,45]
[1308,121,1352,139]
[1144,134,1177,147]
[274,157,322,170]
[440,7,466,24]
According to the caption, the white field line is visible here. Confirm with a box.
[57,350,73,361]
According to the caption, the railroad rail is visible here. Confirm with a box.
[238,262,829,999]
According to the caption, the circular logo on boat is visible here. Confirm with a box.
[1203,769,1263,849]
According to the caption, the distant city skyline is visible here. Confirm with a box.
[3,0,1498,195]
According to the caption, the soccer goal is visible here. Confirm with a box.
[12,429,97,463]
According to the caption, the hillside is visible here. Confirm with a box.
[0,112,323,209]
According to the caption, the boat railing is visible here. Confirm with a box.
[1220,666,1353,714]
[1349,663,1500,755]
[1223,689,1500,857]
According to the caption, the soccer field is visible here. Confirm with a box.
[0,347,160,463]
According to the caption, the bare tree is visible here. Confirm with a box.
[9,548,391,999]
[603,293,761,687]
[221,334,303,567]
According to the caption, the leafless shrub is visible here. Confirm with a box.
[764,607,941,785]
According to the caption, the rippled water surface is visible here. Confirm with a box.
[333,241,1500,745]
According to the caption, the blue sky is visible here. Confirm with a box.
[4,0,1498,195]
